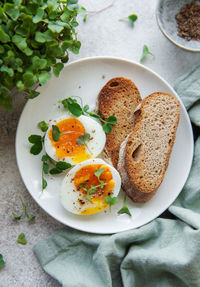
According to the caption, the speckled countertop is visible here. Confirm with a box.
[0,1,200,286]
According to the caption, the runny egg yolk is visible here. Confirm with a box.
[49,118,91,163]
[74,164,115,215]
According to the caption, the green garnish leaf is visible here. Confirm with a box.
[140,45,154,62]
[76,133,90,146]
[56,162,72,170]
[78,182,88,190]
[43,162,49,175]
[28,134,43,155]
[12,212,23,220]
[41,154,49,162]
[128,14,138,27]
[52,125,61,142]
[83,105,89,112]
[30,142,43,155]
[42,178,47,189]
[38,121,49,132]
[102,123,112,133]
[106,115,117,124]
[28,135,42,144]
[120,14,138,27]
[105,195,118,211]
[49,168,62,174]
[49,162,71,174]
[61,97,83,117]
[68,102,83,117]
[94,168,105,181]
[118,195,132,216]
[17,233,27,245]
[12,194,35,220]
[83,14,87,22]
[61,97,117,133]
[26,214,36,220]
[0,254,5,269]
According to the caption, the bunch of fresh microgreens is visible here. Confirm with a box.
[0,0,81,111]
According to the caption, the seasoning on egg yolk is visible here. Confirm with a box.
[49,118,91,163]
[74,164,115,215]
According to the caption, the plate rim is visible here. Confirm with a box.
[15,56,194,234]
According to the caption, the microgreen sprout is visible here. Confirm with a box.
[28,134,43,155]
[118,195,132,216]
[0,254,5,269]
[119,14,138,27]
[76,133,92,154]
[17,233,27,245]
[78,168,106,201]
[61,97,117,133]
[105,195,118,212]
[12,194,35,220]
[41,154,71,191]
[52,125,80,142]
[140,45,154,62]
[38,121,49,132]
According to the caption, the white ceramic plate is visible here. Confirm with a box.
[16,57,193,234]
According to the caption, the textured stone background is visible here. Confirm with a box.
[0,0,199,286]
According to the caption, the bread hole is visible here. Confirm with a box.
[168,139,171,145]
[132,144,142,162]
[110,81,119,87]
[127,141,132,147]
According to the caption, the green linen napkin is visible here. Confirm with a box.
[34,64,200,287]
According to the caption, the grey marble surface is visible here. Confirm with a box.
[0,1,199,286]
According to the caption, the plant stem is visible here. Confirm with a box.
[87,0,117,15]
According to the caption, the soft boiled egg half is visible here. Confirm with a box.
[60,159,121,215]
[44,115,106,165]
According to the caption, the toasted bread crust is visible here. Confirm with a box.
[121,92,180,203]
[98,77,142,168]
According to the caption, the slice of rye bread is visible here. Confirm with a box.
[98,77,142,168]
[118,92,180,203]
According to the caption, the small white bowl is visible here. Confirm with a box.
[156,0,200,52]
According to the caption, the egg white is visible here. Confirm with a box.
[60,158,121,215]
[44,115,106,165]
